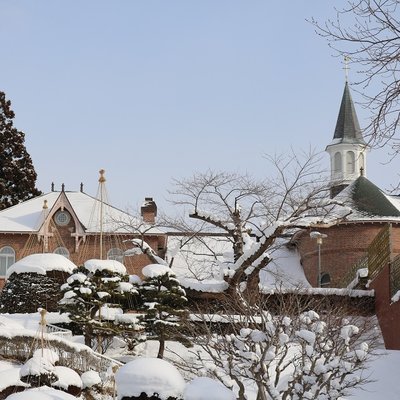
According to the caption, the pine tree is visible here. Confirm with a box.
[59,262,141,352]
[0,91,41,210]
[139,264,191,359]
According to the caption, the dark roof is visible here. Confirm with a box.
[341,176,400,217]
[333,82,365,145]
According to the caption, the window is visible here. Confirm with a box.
[333,152,342,173]
[0,246,15,276]
[107,248,124,263]
[54,247,70,259]
[346,151,355,174]
[54,210,71,226]
[320,273,331,287]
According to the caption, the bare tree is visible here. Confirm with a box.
[170,150,345,296]
[310,0,400,155]
[184,292,379,400]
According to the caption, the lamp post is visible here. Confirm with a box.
[310,231,328,287]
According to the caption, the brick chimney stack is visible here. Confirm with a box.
[141,197,157,224]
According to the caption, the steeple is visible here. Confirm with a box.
[326,82,368,198]
[332,82,365,145]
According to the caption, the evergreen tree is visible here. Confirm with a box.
[0,91,41,210]
[59,261,142,352]
[139,264,191,359]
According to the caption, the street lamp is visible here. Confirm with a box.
[310,231,328,287]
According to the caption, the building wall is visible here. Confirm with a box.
[369,263,400,350]
[0,229,167,289]
[296,223,400,287]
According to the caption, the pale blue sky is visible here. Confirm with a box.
[1,1,398,213]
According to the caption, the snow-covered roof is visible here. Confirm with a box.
[334,176,400,222]
[0,190,164,234]
[6,253,77,278]
[115,357,185,400]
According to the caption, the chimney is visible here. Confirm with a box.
[141,197,157,224]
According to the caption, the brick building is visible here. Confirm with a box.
[294,81,400,289]
[0,178,165,289]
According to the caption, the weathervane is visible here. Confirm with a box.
[343,55,350,82]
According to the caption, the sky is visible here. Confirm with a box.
[1,1,399,214]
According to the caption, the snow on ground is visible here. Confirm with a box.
[6,253,77,278]
[343,350,400,400]
[184,377,235,400]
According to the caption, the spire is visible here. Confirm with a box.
[332,82,365,144]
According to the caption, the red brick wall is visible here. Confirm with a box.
[0,228,167,289]
[296,223,400,287]
[369,263,400,350]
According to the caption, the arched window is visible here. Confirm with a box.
[333,152,342,173]
[346,151,355,174]
[54,247,70,259]
[320,272,331,287]
[0,246,15,276]
[107,248,124,263]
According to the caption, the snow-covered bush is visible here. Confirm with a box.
[189,294,378,400]
[115,357,185,400]
[0,254,77,313]
[59,259,141,352]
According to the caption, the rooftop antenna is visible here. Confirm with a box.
[99,169,106,260]
[343,55,350,82]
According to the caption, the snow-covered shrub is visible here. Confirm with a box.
[189,294,378,400]
[0,254,77,313]
[115,357,185,400]
[139,264,191,359]
[58,259,141,352]
[52,366,82,396]
[6,386,78,399]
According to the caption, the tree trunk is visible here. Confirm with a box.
[157,338,165,359]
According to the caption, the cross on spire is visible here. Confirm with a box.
[343,55,350,82]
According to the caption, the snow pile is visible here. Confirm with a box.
[6,386,78,399]
[81,370,101,389]
[184,377,235,400]
[6,253,77,278]
[115,357,185,399]
[84,259,126,275]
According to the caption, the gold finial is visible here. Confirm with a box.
[43,200,48,210]
[99,169,106,183]
[344,55,350,82]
